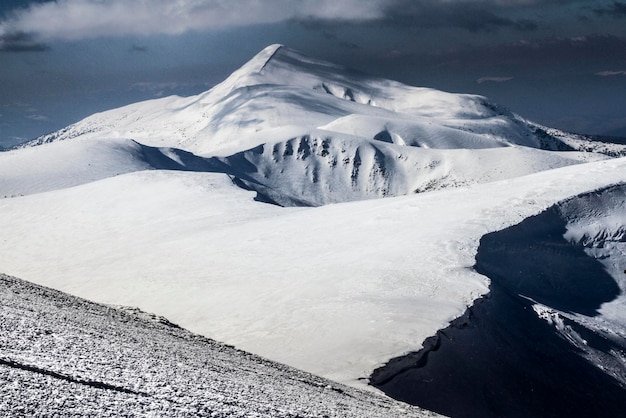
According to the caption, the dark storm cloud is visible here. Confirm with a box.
[594,2,626,18]
[379,0,539,33]
[296,0,539,33]
[321,31,360,50]
[368,34,626,80]
[0,30,48,51]
[499,35,626,71]
[0,0,48,19]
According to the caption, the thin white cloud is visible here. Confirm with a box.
[130,81,190,98]
[595,70,626,77]
[0,0,385,40]
[131,81,182,91]
[25,114,49,121]
[477,76,514,84]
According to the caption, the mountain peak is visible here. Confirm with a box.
[237,43,286,76]
[263,43,285,53]
[229,44,350,83]
[258,44,284,72]
[207,44,289,96]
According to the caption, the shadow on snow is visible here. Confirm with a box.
[371,195,626,418]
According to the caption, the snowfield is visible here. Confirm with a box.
[1,44,626,415]
[2,159,626,388]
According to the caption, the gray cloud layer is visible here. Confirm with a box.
[0,0,590,46]
[379,0,539,32]
[0,0,385,41]
[594,2,626,18]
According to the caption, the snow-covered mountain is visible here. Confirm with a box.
[13,44,625,205]
[2,44,626,416]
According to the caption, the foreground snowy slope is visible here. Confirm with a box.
[0,273,437,417]
[2,158,626,389]
[16,44,625,205]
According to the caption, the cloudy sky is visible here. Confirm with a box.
[1,0,626,147]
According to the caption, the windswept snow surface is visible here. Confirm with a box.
[2,158,626,388]
[0,137,174,198]
[0,136,231,198]
[0,274,437,417]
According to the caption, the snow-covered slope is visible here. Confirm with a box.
[2,128,600,205]
[0,273,437,417]
[373,184,626,417]
[215,132,594,206]
[2,158,626,390]
[0,137,157,197]
[0,136,231,198]
[559,184,626,350]
[15,44,625,206]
